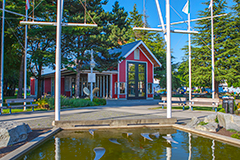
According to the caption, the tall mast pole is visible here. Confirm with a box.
[166,0,172,118]
[24,5,28,110]
[155,0,167,41]
[0,0,5,113]
[143,0,146,27]
[55,0,63,121]
[188,0,192,108]
[211,0,215,99]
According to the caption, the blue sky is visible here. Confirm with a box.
[103,0,235,63]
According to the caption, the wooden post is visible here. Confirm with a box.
[97,76,99,97]
[81,77,83,96]
[106,75,109,98]
[103,75,105,98]
[110,74,112,98]
[100,76,102,97]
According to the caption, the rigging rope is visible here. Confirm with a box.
[5,20,24,49]
[79,0,96,24]
[28,0,44,16]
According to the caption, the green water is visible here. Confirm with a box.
[23,127,240,160]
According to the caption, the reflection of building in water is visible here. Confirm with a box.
[30,41,161,99]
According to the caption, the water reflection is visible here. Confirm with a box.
[23,128,240,160]
[188,133,191,160]
[55,137,60,160]
[212,140,215,160]
[166,134,172,160]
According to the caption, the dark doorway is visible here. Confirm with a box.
[127,62,146,99]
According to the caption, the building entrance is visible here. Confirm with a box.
[127,62,146,99]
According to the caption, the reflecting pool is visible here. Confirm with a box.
[22,127,240,160]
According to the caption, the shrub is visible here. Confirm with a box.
[35,96,104,110]
[93,98,106,105]
[227,129,237,133]
[235,109,240,115]
[36,99,49,109]
[198,121,208,126]
[231,133,240,139]
[218,108,225,113]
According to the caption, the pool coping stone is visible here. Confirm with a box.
[0,127,61,160]
[173,124,240,147]
[2,123,240,160]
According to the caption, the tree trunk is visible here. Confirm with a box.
[215,80,219,98]
[37,77,42,99]
[75,64,81,98]
[37,65,43,99]
[17,55,24,98]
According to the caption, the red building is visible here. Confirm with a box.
[30,40,161,100]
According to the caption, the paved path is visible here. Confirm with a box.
[0,99,215,129]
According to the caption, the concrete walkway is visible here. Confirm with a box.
[0,99,215,129]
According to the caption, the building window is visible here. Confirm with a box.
[65,78,70,91]
[119,83,126,94]
[115,82,117,94]
[134,49,139,60]
[148,83,153,94]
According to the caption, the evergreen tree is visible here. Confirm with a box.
[180,0,240,97]
[62,0,129,97]
[230,0,240,87]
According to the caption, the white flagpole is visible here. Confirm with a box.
[166,0,172,118]
[211,0,215,99]
[55,0,63,121]
[0,0,5,114]
[24,6,28,110]
[188,0,192,109]
[154,0,167,41]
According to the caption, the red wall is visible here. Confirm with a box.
[30,78,35,95]
[118,48,154,99]
[112,74,118,98]
[119,60,126,82]
[119,48,153,83]
[65,91,70,97]
[148,94,153,98]
[44,78,51,94]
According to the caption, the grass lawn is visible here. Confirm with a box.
[2,108,48,114]
[149,106,223,112]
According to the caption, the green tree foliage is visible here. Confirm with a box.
[62,0,129,97]
[180,0,240,96]
[231,0,240,88]
[0,0,26,96]
[27,0,56,99]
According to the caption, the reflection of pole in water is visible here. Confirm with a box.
[166,134,172,160]
[55,137,60,160]
[166,147,172,160]
[211,140,215,160]
[188,133,191,160]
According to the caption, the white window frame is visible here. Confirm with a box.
[134,48,140,60]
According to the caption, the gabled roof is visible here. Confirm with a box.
[108,40,142,58]
[108,40,161,67]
